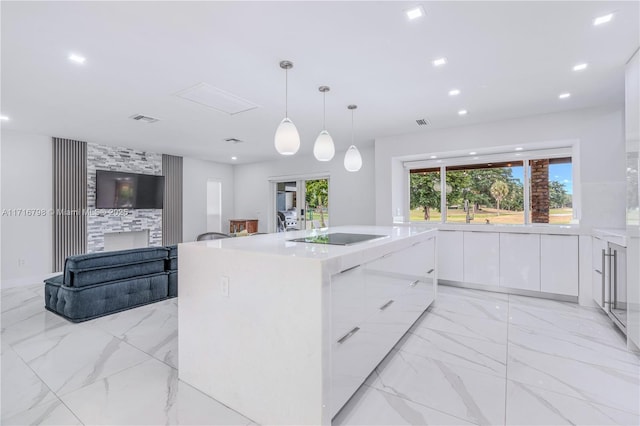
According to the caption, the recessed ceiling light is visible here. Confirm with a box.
[0,115,9,121]
[231,156,238,160]
[515,147,523,151]
[68,53,86,64]
[558,92,571,99]
[573,63,588,71]
[469,152,477,155]
[405,6,425,20]
[458,109,468,115]
[448,89,460,96]
[430,155,437,159]
[432,57,447,67]
[593,13,614,26]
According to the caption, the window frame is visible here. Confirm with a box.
[404,147,577,225]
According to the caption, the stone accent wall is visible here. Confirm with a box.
[531,159,550,223]
[87,144,163,252]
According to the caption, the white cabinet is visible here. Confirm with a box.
[499,233,540,291]
[463,232,499,286]
[330,236,436,417]
[437,231,463,281]
[540,235,579,296]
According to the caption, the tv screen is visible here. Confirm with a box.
[96,170,164,209]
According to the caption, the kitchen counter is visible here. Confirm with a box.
[178,225,437,425]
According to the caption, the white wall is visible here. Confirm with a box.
[375,105,626,230]
[1,130,54,288]
[234,147,376,233]
[183,157,235,242]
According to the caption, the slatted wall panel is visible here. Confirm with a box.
[53,138,87,271]
[162,154,183,245]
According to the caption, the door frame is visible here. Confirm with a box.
[268,173,331,233]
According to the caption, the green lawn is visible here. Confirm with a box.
[410,207,573,224]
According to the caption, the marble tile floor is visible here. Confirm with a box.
[2,283,638,425]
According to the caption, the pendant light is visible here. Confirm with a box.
[274,60,300,156]
[344,104,362,172]
[313,86,335,161]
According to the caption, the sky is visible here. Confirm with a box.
[510,163,573,194]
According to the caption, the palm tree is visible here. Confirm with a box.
[490,180,509,215]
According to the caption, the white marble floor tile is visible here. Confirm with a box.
[2,397,82,426]
[1,310,69,347]
[399,327,507,378]
[1,290,45,327]
[437,285,510,303]
[508,342,640,415]
[1,345,57,420]
[60,357,252,425]
[366,349,506,425]
[334,384,474,425]
[506,379,640,425]
[415,305,508,345]
[509,323,640,375]
[11,321,152,395]
[508,303,625,345]
[1,286,39,312]
[431,292,509,323]
[83,302,178,368]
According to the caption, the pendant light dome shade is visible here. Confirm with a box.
[314,130,335,161]
[274,117,300,155]
[344,145,362,172]
[344,104,362,172]
[275,60,300,156]
[313,85,335,161]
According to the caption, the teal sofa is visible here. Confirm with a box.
[44,245,178,322]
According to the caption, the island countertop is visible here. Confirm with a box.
[181,225,436,276]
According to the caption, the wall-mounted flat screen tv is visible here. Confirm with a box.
[96,170,164,209]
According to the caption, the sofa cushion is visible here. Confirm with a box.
[168,270,178,297]
[64,247,168,286]
[68,259,166,288]
[166,245,178,258]
[46,272,169,322]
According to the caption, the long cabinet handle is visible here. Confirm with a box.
[601,249,606,308]
[337,327,360,344]
[379,300,394,311]
[340,265,360,274]
[612,249,617,309]
[409,280,419,287]
[594,269,602,275]
[427,268,435,274]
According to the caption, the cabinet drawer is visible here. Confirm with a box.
[331,266,365,338]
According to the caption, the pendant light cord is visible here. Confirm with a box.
[285,68,288,117]
[323,92,327,129]
[351,108,354,144]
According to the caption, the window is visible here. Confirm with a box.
[444,162,524,224]
[409,169,441,222]
[408,151,574,225]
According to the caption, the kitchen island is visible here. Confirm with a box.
[178,225,437,425]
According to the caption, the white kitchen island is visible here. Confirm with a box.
[178,225,437,425]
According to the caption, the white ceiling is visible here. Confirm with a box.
[1,1,638,164]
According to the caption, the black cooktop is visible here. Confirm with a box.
[288,232,388,246]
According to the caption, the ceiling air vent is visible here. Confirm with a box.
[129,114,160,124]
[416,118,431,126]
[223,137,244,144]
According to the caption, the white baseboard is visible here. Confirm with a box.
[1,272,61,290]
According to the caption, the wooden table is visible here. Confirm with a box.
[229,219,258,234]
